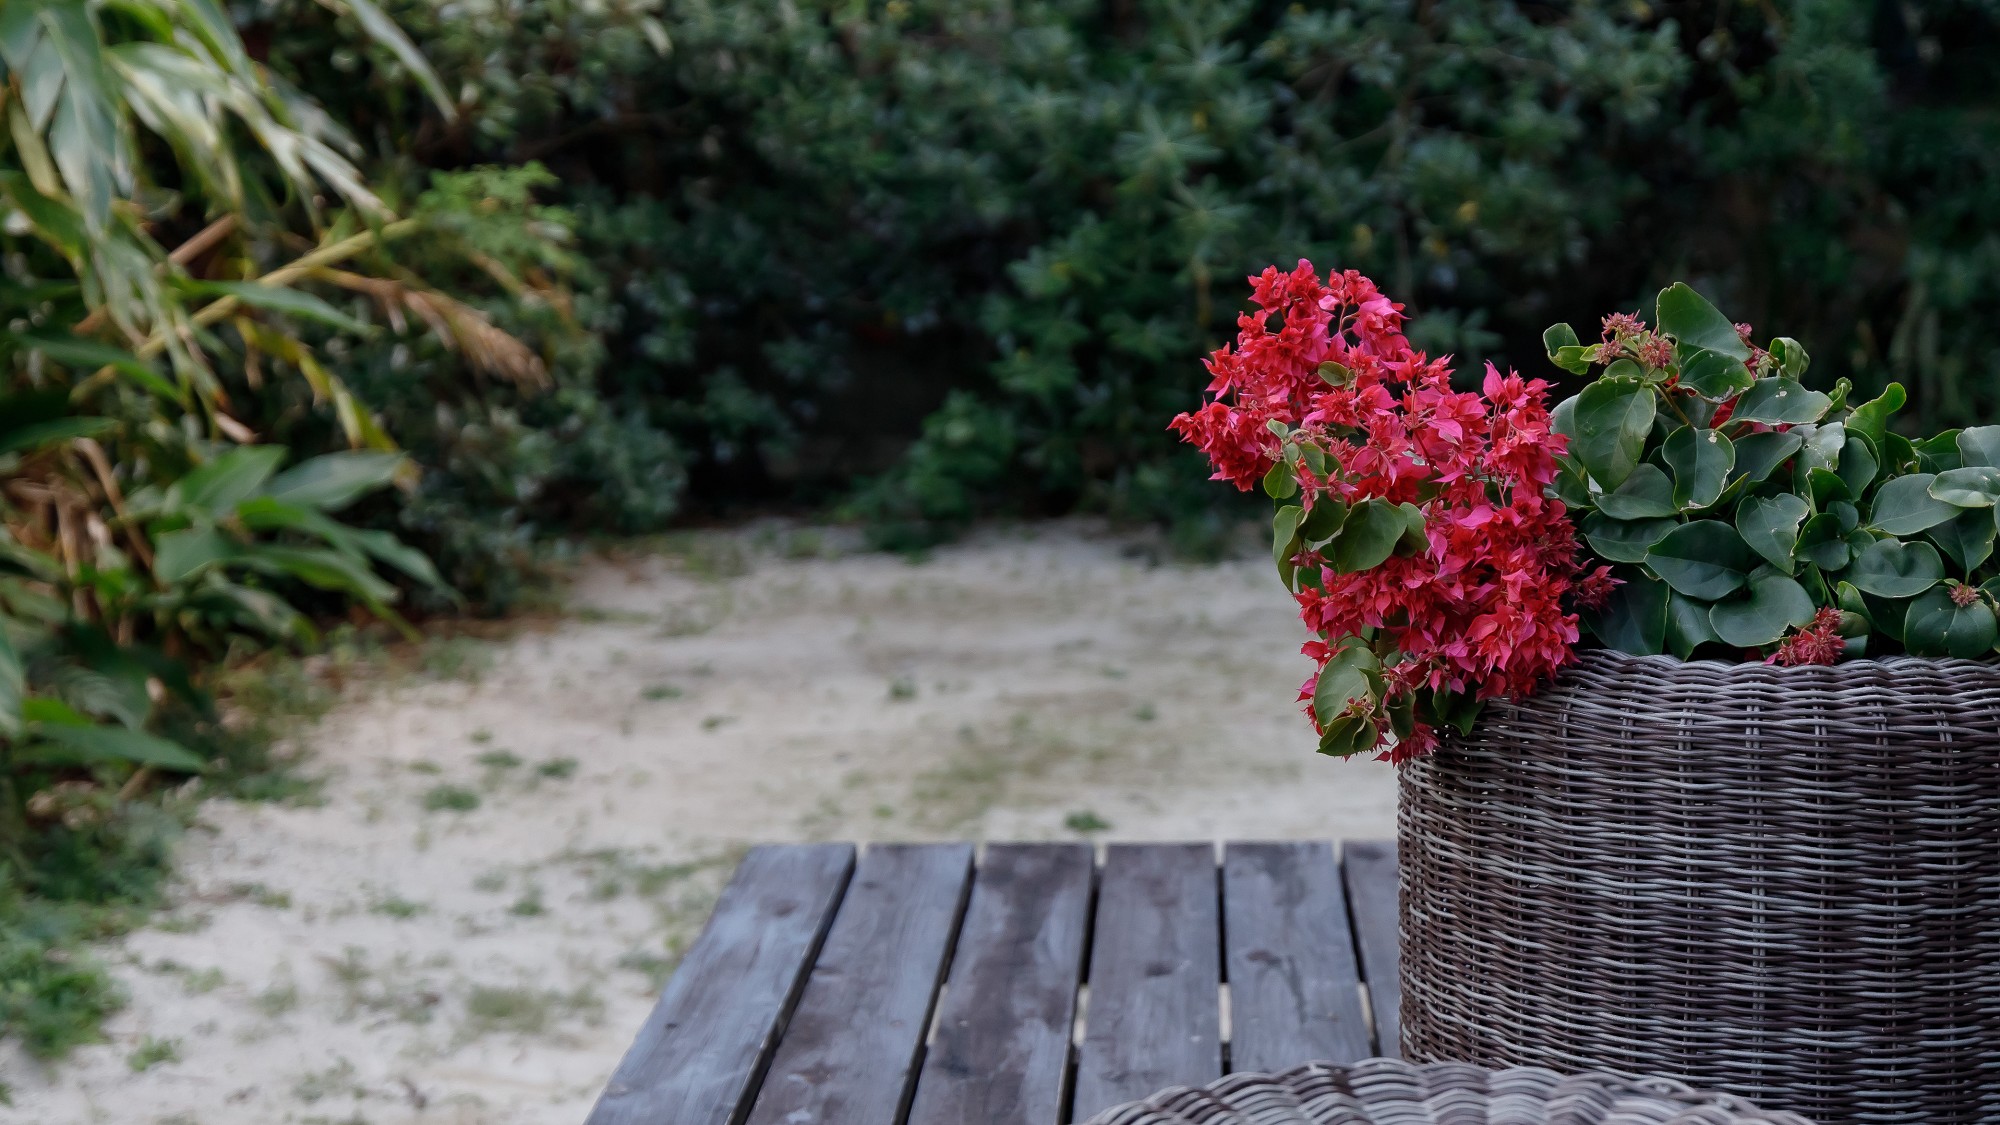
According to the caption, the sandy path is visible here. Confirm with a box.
[1,521,1397,1125]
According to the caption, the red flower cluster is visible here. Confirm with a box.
[1171,262,1609,763]
[1768,608,1846,667]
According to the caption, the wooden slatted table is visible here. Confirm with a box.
[585,840,1400,1125]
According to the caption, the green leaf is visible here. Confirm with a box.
[1867,473,1958,535]
[1736,494,1810,573]
[152,527,234,583]
[234,545,400,605]
[1261,460,1297,499]
[1550,346,1593,376]
[1665,591,1720,659]
[1959,426,2000,469]
[1394,502,1429,555]
[1848,539,1945,599]
[0,416,116,456]
[260,452,405,512]
[1315,711,1375,759]
[10,331,182,401]
[1708,572,1815,648]
[1272,504,1303,582]
[1731,379,1831,425]
[1903,587,1999,659]
[1328,498,1405,574]
[1916,431,1963,474]
[1845,382,1906,446]
[1312,642,1381,727]
[1807,467,1851,506]
[321,0,456,118]
[1571,378,1656,490]
[0,626,21,738]
[176,446,287,514]
[1581,569,1668,655]
[1928,508,1998,573]
[1661,427,1734,510]
[186,281,373,334]
[1768,337,1810,379]
[1729,431,1804,485]
[22,722,206,772]
[1676,349,1755,399]
[1656,283,1749,359]
[1837,435,1879,499]
[1645,521,1758,600]
[1542,322,1580,358]
[1795,513,1852,571]
[1298,498,1345,542]
[1930,466,2000,508]
[1594,463,1678,519]
[1582,513,1675,564]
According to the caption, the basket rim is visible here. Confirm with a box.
[1082,1057,1818,1125]
[1569,645,2000,674]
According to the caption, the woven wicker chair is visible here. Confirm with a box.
[1082,1058,1816,1125]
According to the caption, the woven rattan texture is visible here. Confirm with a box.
[1399,650,2000,1124]
[1081,1057,1816,1124]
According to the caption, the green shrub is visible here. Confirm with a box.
[267,0,2000,546]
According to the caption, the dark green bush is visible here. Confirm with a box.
[266,0,2000,550]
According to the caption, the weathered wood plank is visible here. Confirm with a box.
[585,843,856,1125]
[1222,841,1371,1072]
[1342,839,1401,1058]
[743,843,974,1125]
[906,843,1094,1125]
[1071,843,1222,1122]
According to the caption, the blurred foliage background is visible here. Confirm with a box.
[3,0,1999,1056]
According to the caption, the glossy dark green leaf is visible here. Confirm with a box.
[1916,431,1963,473]
[1645,521,1758,600]
[1299,497,1345,541]
[1543,322,1580,357]
[1868,474,1959,535]
[1312,642,1381,727]
[1665,591,1720,659]
[1316,711,1375,758]
[1845,382,1905,446]
[1570,378,1655,490]
[1903,587,1999,659]
[1708,572,1815,648]
[1837,435,1879,499]
[1795,513,1852,571]
[1959,426,2000,469]
[1661,426,1733,510]
[1394,502,1429,556]
[1656,283,1749,359]
[1848,538,1945,598]
[1551,346,1594,376]
[1807,467,1851,505]
[1582,513,1676,564]
[1581,569,1668,655]
[1273,504,1303,583]
[1736,493,1810,573]
[1594,463,1678,519]
[1731,378,1831,425]
[1930,466,2000,508]
[1329,498,1404,573]
[1927,508,1997,573]
[1879,432,1919,476]
[1768,337,1810,379]
[1729,430,1803,485]
[1677,349,1755,398]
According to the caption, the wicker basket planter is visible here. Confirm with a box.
[1082,1057,1814,1124]
[1399,649,2000,1125]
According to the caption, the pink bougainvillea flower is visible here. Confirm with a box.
[1171,262,1596,763]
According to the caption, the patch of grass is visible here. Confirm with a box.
[508,888,545,917]
[472,870,507,893]
[326,948,440,1024]
[1064,809,1113,833]
[474,749,522,770]
[368,895,427,920]
[182,967,227,995]
[419,636,492,682]
[469,728,494,744]
[700,715,732,731]
[229,881,292,909]
[1133,703,1157,721]
[616,949,678,990]
[640,683,683,701]
[887,676,918,701]
[293,1058,361,1103]
[127,1035,181,1072]
[461,983,603,1039]
[421,785,480,813]
[255,977,300,1017]
[407,760,442,775]
[535,757,578,780]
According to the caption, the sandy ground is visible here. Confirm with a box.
[1,520,1398,1125]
